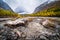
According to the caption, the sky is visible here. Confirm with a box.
[3,0,55,14]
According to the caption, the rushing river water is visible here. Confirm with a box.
[0,17,60,40]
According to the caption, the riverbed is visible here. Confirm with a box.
[0,17,60,40]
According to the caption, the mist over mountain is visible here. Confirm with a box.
[0,0,12,10]
[3,0,50,14]
[15,6,26,13]
[0,0,57,14]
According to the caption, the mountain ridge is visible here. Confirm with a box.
[34,1,60,13]
[0,0,12,11]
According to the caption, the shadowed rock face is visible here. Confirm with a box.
[0,17,60,40]
[0,0,12,10]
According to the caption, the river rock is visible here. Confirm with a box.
[42,20,56,30]
[0,17,60,40]
[4,19,27,28]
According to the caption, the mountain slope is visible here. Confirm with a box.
[0,0,12,10]
[34,1,60,13]
[0,8,21,18]
[26,1,60,17]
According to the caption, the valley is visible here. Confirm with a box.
[0,0,60,40]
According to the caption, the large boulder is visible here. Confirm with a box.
[42,19,57,30]
[4,18,26,28]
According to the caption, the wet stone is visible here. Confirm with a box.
[0,17,60,40]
